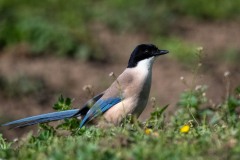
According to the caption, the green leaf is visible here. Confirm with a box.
[235,85,240,94]
[227,96,240,114]
[53,95,73,111]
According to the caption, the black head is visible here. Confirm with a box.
[127,44,169,68]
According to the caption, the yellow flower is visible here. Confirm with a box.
[144,128,153,135]
[180,124,190,133]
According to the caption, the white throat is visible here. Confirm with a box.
[136,56,155,71]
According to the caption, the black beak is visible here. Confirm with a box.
[154,49,169,56]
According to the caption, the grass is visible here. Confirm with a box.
[0,51,240,159]
[0,86,240,159]
[1,125,240,159]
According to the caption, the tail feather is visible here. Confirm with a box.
[11,114,78,129]
[2,109,80,128]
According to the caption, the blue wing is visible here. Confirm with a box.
[80,97,122,128]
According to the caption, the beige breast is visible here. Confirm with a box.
[102,65,152,125]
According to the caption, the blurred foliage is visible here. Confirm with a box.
[164,0,240,20]
[178,85,208,109]
[155,37,198,65]
[145,105,168,130]
[0,0,105,60]
[0,134,11,150]
[0,0,240,60]
[94,0,240,33]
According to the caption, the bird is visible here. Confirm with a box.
[1,44,168,129]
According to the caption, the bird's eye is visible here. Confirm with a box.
[144,49,149,53]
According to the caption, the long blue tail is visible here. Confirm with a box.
[1,93,104,129]
[2,109,80,128]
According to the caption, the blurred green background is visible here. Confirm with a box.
[1,0,240,60]
[0,0,240,138]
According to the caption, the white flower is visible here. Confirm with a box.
[197,46,203,52]
[195,85,202,90]
[224,71,230,77]
[180,76,184,81]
